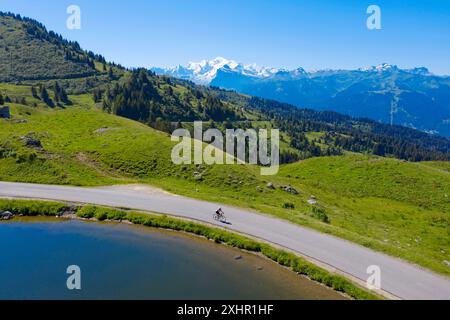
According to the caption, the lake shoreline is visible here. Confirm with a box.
[0,198,381,300]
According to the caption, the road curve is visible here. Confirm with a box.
[1,181,449,300]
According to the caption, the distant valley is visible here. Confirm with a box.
[153,58,450,137]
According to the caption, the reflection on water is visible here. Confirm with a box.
[0,219,346,300]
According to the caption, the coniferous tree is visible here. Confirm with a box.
[31,86,38,98]
[60,86,69,104]
[53,82,61,102]
[93,89,103,103]
[52,82,70,104]
[108,67,114,79]
[373,143,386,156]
[39,85,53,107]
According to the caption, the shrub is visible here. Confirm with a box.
[310,206,330,223]
[282,202,295,209]
[0,199,66,216]
[76,205,96,219]
[95,210,108,221]
[106,209,127,221]
[76,206,127,221]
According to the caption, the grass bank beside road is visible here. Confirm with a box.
[0,199,381,300]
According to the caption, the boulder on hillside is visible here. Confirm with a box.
[193,171,203,181]
[282,185,299,195]
[20,133,43,151]
[308,195,318,205]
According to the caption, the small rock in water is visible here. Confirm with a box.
[0,211,14,220]
[234,255,243,260]
[256,266,264,271]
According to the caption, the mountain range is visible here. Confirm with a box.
[153,58,450,137]
[0,11,449,163]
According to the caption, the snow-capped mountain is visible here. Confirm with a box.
[358,63,400,73]
[152,58,450,137]
[152,59,435,84]
[152,57,280,84]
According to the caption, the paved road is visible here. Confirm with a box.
[1,181,449,300]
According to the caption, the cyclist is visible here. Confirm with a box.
[214,207,225,220]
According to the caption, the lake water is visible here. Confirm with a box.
[0,219,346,300]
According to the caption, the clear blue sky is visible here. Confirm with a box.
[2,0,449,74]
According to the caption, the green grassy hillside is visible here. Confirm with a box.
[280,156,449,212]
[1,87,449,276]
[0,13,101,81]
[279,157,449,275]
[421,161,450,173]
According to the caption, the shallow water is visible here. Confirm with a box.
[0,219,346,300]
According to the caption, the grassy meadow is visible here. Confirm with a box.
[0,83,449,276]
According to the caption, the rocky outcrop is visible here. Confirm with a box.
[282,185,299,195]
[266,183,299,194]
[20,132,43,151]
